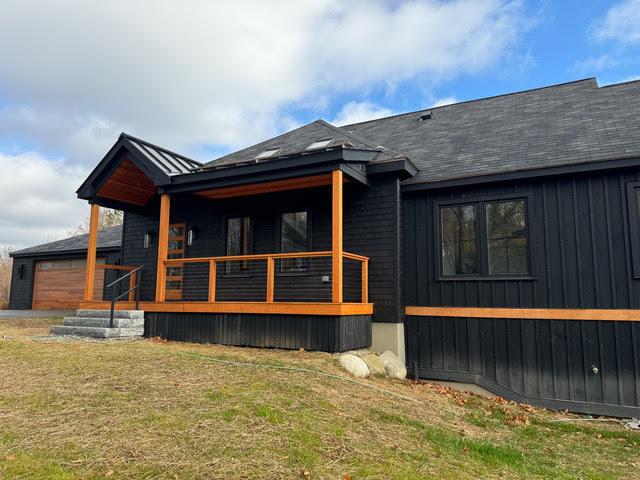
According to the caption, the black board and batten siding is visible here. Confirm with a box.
[145,313,371,352]
[404,168,640,416]
[120,175,403,350]
[121,176,402,322]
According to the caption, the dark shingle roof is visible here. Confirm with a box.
[11,225,122,257]
[203,78,640,185]
[121,133,202,175]
[345,78,640,184]
[202,120,400,169]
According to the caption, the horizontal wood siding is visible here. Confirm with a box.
[406,315,640,417]
[404,168,640,309]
[8,251,121,310]
[145,313,372,352]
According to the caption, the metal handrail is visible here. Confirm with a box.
[106,266,140,289]
[108,265,143,327]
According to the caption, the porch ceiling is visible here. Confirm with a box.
[193,173,341,200]
[96,159,156,206]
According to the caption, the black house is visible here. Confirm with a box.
[10,77,640,417]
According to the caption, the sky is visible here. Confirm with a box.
[0,0,639,249]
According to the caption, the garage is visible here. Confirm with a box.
[31,258,106,310]
[8,226,122,310]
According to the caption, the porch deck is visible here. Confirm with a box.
[84,249,372,316]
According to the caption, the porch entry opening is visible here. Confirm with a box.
[165,223,186,300]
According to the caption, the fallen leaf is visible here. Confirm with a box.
[5,455,15,461]
[105,469,113,477]
[343,474,352,480]
[300,470,310,478]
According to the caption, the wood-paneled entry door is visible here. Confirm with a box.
[165,223,186,300]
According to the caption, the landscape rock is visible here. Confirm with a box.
[360,353,387,377]
[338,353,370,378]
[379,350,407,379]
[344,349,373,358]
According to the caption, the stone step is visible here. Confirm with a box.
[63,316,144,328]
[51,325,144,338]
[75,309,144,320]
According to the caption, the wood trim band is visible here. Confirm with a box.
[155,194,170,302]
[361,259,368,303]
[266,257,275,302]
[79,301,374,316]
[83,203,100,301]
[164,250,333,264]
[332,170,343,303]
[405,306,640,322]
[208,260,216,303]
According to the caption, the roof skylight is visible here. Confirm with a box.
[305,138,333,150]
[255,148,281,160]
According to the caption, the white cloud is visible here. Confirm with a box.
[0,0,530,248]
[432,96,459,107]
[572,54,620,74]
[0,0,527,163]
[332,101,396,126]
[594,0,640,43]
[0,152,87,249]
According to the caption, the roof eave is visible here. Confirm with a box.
[367,157,418,179]
[401,155,640,193]
[9,245,120,259]
[165,148,377,194]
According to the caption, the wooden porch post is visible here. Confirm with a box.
[332,170,343,303]
[155,193,171,302]
[83,203,100,301]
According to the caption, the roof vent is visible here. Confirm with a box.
[305,138,333,150]
[419,110,432,121]
[255,147,281,160]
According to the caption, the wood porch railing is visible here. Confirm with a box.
[160,251,369,304]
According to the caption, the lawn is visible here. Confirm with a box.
[0,318,638,479]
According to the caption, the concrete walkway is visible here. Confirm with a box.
[0,310,73,318]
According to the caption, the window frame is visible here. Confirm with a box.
[223,215,255,276]
[276,209,312,274]
[626,182,640,279]
[434,194,533,281]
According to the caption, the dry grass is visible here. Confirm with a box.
[0,318,639,479]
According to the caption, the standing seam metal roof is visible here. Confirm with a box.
[122,133,202,175]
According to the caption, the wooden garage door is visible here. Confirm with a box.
[32,258,105,310]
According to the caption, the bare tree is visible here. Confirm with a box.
[67,208,123,236]
[0,246,13,309]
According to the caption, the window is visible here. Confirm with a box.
[280,211,309,271]
[305,139,333,150]
[626,182,640,278]
[255,148,281,160]
[226,217,252,273]
[439,198,529,277]
[486,201,528,275]
[441,205,478,275]
[38,258,104,270]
